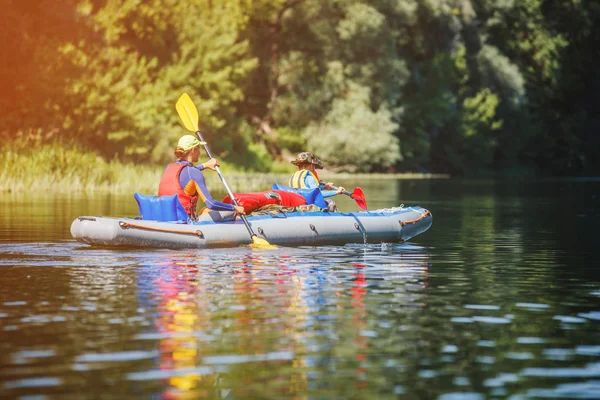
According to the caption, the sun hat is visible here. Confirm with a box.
[177,135,206,151]
[290,152,323,169]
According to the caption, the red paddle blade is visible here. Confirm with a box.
[350,187,367,210]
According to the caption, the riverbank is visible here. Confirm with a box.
[0,144,449,194]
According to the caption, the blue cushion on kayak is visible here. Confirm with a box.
[271,183,328,209]
[134,193,188,222]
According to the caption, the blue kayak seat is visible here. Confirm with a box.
[134,193,189,222]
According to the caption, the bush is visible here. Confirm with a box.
[304,84,401,172]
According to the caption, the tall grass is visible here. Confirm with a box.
[0,144,294,194]
[1,144,155,193]
[0,143,448,194]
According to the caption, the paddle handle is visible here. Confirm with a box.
[319,180,351,197]
[330,185,352,197]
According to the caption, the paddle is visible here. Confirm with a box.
[320,180,368,210]
[176,93,275,248]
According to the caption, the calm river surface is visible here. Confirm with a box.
[1,178,599,399]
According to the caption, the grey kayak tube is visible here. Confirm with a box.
[70,206,432,249]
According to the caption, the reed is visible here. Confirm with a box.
[0,144,292,194]
[0,144,448,194]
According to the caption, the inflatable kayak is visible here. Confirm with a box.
[70,206,432,249]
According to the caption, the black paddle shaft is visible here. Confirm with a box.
[194,131,258,238]
[319,180,352,197]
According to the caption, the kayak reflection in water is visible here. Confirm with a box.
[158,134,245,221]
[288,152,345,212]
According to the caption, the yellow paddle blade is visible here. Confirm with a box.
[176,93,199,132]
[251,235,277,249]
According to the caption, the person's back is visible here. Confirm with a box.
[159,135,244,221]
[158,161,199,216]
[289,169,320,190]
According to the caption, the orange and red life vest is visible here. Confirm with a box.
[158,163,198,216]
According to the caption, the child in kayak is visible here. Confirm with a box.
[289,152,345,212]
[158,135,245,221]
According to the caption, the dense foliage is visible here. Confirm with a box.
[2,0,598,175]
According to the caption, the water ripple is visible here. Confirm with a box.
[1,216,599,399]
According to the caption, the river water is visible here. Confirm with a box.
[1,178,599,399]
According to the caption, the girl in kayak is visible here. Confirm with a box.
[289,152,345,212]
[158,135,245,221]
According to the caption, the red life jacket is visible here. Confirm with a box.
[222,190,307,214]
[158,163,199,216]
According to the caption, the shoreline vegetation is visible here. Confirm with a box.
[5,2,599,178]
[0,144,449,195]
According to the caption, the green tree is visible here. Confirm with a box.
[60,0,258,163]
[1,1,86,140]
[305,83,401,172]
[3,0,598,176]
[242,0,408,170]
